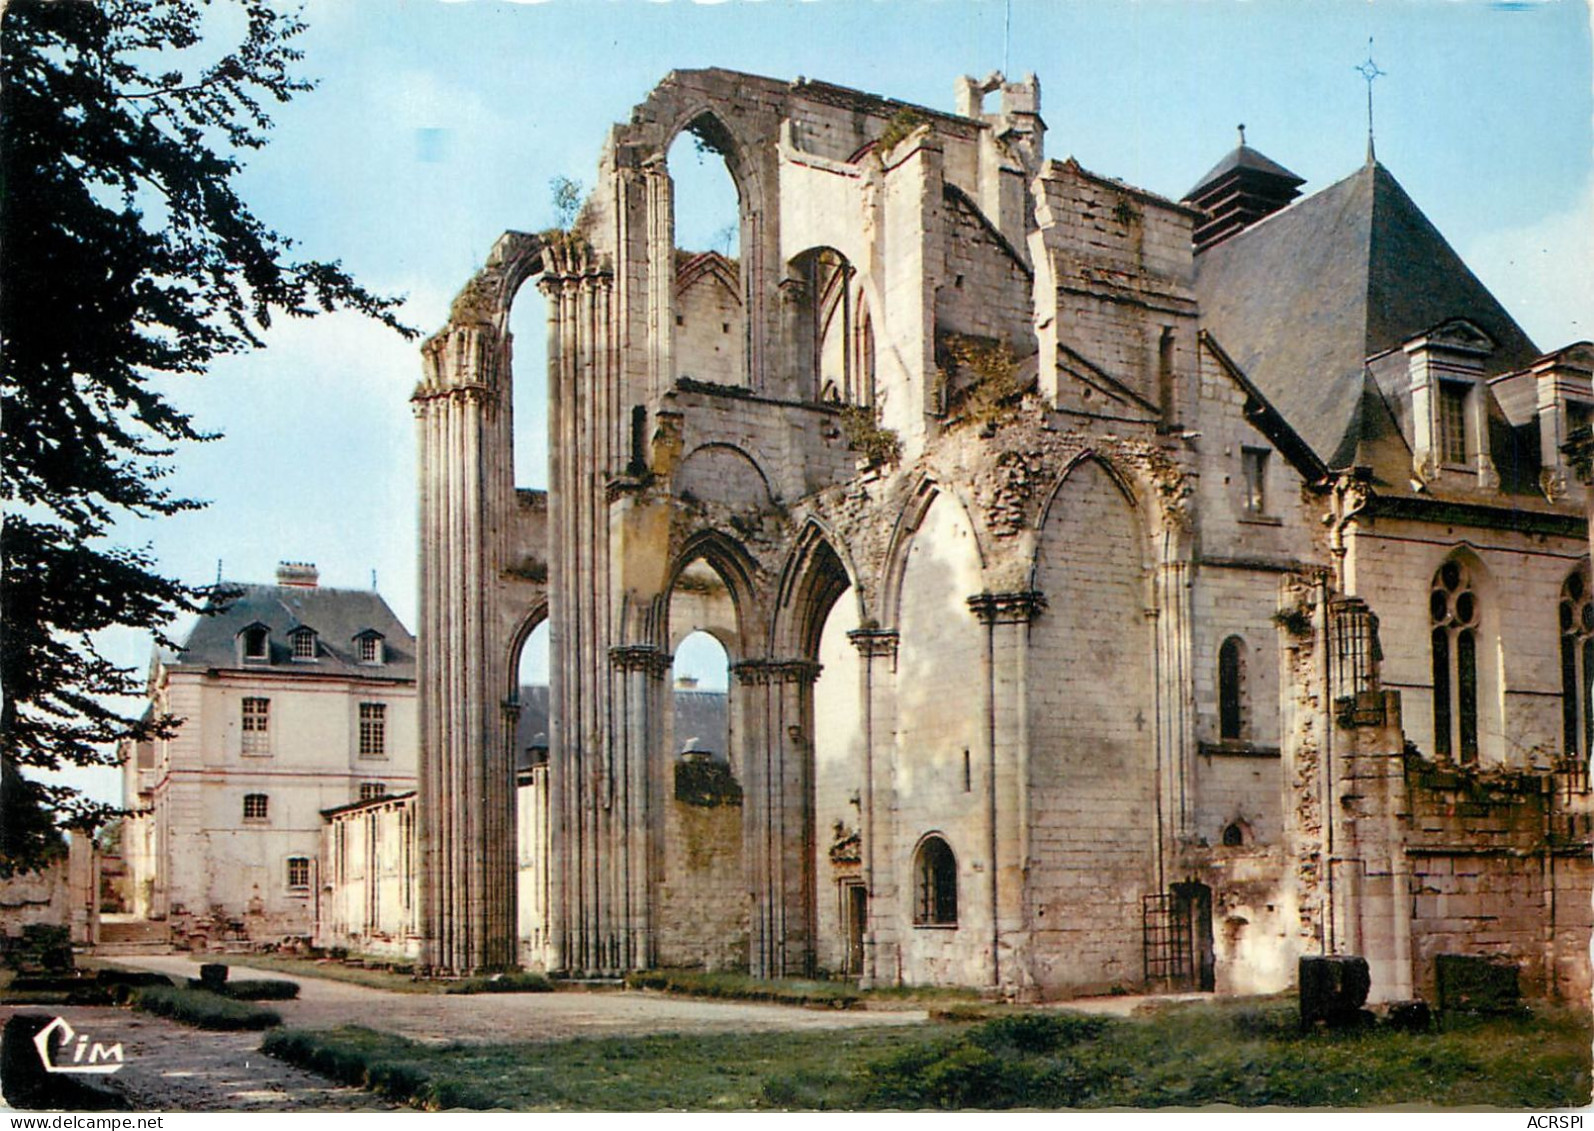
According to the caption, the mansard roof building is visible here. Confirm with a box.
[413,67,1591,1002]
[122,564,418,947]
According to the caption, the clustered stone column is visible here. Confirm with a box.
[968,590,1046,995]
[608,644,672,970]
[414,322,518,974]
[540,245,627,974]
[847,627,899,986]
[734,658,823,977]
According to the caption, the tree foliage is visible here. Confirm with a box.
[0,0,412,873]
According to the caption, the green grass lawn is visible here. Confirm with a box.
[263,995,1593,1111]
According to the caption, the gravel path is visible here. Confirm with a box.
[112,954,927,1046]
[0,1004,394,1113]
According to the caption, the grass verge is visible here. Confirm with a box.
[263,996,1592,1111]
[622,968,866,1008]
[133,985,282,1030]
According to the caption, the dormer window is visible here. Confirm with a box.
[289,626,318,661]
[239,623,270,663]
[1438,381,1470,466]
[354,630,385,665]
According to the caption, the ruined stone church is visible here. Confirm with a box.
[412,68,1592,1002]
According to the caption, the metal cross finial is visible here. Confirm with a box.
[1237,123,1246,148]
[1355,37,1386,164]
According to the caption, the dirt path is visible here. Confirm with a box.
[0,1004,394,1113]
[112,954,927,1046]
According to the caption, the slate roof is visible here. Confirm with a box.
[1193,160,1542,494]
[1184,144,1304,201]
[512,685,730,770]
[514,685,550,771]
[166,583,415,681]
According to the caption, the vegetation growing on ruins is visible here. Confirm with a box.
[938,332,1023,431]
[262,995,1592,1110]
[876,108,930,156]
[838,404,903,469]
[0,0,410,868]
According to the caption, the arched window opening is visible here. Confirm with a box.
[1221,821,1246,847]
[791,248,860,404]
[1157,326,1177,430]
[673,630,731,771]
[669,119,741,259]
[913,836,958,926]
[1560,567,1594,763]
[514,621,551,774]
[1431,559,1480,764]
[856,304,877,409]
[669,120,746,391]
[509,286,551,491]
[1218,636,1245,742]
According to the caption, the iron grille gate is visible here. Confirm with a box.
[1142,892,1194,989]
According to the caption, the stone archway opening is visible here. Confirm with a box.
[512,619,550,969]
[660,560,748,970]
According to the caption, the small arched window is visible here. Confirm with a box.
[1431,559,1479,764]
[1218,636,1245,742]
[913,835,958,926]
[1560,567,1593,760]
[1221,822,1246,847]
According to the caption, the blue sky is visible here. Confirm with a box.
[74,0,1593,805]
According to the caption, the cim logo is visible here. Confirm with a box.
[32,1016,125,1075]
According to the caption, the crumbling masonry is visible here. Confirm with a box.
[413,69,1592,1000]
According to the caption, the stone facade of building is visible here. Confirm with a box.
[413,68,1592,1001]
[123,564,418,948]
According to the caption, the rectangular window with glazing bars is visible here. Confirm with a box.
[359,702,386,758]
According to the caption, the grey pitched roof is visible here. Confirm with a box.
[673,690,728,759]
[514,685,550,771]
[511,685,730,769]
[1184,144,1304,201]
[167,583,415,681]
[1194,161,1540,479]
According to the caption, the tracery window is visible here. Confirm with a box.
[913,836,958,927]
[1431,559,1479,763]
[1560,567,1594,760]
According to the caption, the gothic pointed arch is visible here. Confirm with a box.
[1428,547,1499,764]
[1025,451,1157,994]
[773,520,859,660]
[666,529,765,659]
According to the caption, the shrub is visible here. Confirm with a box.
[185,977,300,1001]
[132,985,282,1030]
[444,972,554,995]
[838,405,902,469]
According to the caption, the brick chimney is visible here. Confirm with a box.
[276,561,319,588]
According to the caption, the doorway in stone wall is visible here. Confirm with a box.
[841,880,867,978]
[1144,883,1215,992]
